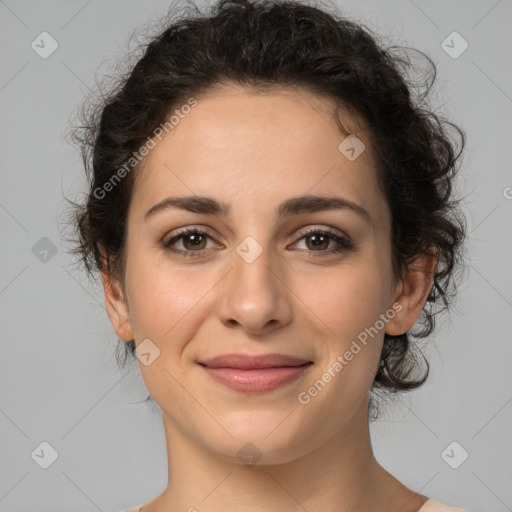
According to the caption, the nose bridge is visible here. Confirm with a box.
[235,233,277,285]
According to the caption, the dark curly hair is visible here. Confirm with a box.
[65,0,466,419]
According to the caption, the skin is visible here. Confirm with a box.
[101,84,435,512]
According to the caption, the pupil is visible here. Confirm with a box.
[187,234,203,248]
[310,234,327,249]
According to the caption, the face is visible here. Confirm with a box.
[102,84,431,465]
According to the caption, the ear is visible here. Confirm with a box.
[99,247,134,342]
[385,249,436,336]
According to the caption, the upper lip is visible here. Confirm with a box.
[199,353,312,369]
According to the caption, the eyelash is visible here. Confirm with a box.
[161,227,354,258]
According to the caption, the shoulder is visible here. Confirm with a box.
[419,498,470,512]
[122,507,142,512]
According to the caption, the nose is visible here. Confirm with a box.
[216,238,293,336]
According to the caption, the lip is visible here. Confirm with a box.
[198,353,313,393]
[199,353,311,369]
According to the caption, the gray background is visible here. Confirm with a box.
[1,0,511,510]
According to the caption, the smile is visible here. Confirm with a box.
[197,353,314,392]
[199,363,314,392]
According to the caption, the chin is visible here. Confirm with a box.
[200,409,318,467]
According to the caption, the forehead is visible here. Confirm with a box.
[130,85,387,225]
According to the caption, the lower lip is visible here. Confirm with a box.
[201,364,313,393]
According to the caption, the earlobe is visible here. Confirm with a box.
[99,251,134,342]
[385,250,436,336]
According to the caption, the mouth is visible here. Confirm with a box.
[198,353,314,393]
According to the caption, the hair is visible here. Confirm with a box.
[65,0,466,419]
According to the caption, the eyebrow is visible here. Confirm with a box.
[144,194,372,224]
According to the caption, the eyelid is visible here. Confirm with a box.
[292,225,350,241]
[162,226,218,247]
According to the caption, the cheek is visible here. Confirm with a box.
[300,261,390,394]
[125,255,215,347]
[125,260,215,397]
[304,263,389,337]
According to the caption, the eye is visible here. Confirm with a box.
[161,226,354,258]
[291,227,353,257]
[162,227,217,258]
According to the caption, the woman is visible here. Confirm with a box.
[68,0,469,510]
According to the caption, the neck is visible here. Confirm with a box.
[143,398,427,512]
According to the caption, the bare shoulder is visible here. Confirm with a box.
[419,499,470,512]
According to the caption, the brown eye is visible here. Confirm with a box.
[162,227,353,259]
[304,232,330,251]
[162,228,215,257]
[181,232,207,250]
[292,228,353,257]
